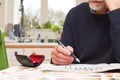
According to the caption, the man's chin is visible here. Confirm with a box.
[89,5,105,11]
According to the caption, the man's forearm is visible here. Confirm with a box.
[109,9,120,62]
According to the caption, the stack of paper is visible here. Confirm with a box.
[41,63,120,73]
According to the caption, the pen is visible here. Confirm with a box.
[57,40,80,63]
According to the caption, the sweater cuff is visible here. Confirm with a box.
[109,8,120,19]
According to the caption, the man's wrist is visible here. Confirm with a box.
[109,7,120,11]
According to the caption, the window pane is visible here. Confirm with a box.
[23,0,41,29]
[48,0,76,26]
[24,0,41,14]
[48,0,76,14]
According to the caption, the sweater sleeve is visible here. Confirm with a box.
[109,8,120,62]
[60,9,74,47]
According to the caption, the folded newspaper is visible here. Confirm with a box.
[41,63,120,73]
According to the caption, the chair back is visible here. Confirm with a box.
[0,29,9,70]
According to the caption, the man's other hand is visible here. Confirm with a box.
[104,0,120,11]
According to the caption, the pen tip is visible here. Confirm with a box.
[76,58,80,63]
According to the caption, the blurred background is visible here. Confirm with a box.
[0,0,87,43]
[0,0,87,66]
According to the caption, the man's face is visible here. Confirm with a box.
[88,0,107,11]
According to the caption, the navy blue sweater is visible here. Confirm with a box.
[60,3,120,64]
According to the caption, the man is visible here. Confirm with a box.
[51,0,120,65]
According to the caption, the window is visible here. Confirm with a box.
[24,0,41,15]
[48,0,76,26]
[23,0,41,29]
[48,0,76,14]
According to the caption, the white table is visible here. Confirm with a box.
[0,64,120,80]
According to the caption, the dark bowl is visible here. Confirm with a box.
[15,52,45,67]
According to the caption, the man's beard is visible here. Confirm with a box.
[89,3,106,11]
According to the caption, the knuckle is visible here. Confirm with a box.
[58,53,63,58]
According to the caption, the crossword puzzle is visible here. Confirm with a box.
[41,63,120,73]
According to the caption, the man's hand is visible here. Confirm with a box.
[104,0,120,11]
[51,45,74,65]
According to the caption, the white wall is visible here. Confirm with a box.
[7,0,14,24]
[0,0,5,31]
[0,0,20,31]
[13,0,20,24]
[41,0,48,24]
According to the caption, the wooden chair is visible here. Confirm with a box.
[0,29,9,70]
